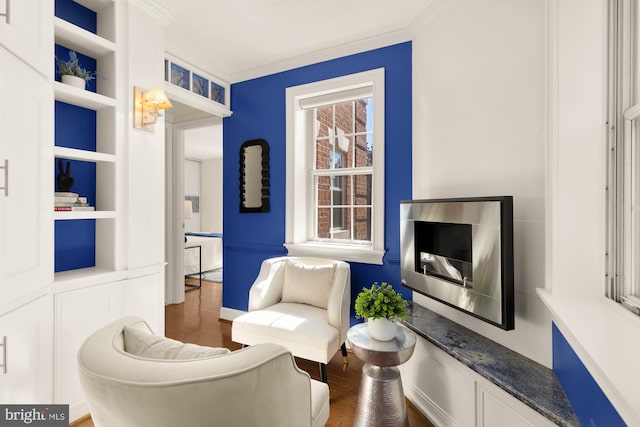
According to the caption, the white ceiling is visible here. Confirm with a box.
[158,0,436,82]
[158,0,436,159]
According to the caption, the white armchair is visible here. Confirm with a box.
[78,315,329,427]
[232,256,351,382]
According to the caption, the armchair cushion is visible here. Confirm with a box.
[123,326,229,360]
[281,261,336,309]
[233,303,339,363]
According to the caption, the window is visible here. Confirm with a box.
[606,0,640,314]
[285,69,385,264]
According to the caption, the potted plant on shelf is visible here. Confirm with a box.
[55,50,95,90]
[355,282,409,341]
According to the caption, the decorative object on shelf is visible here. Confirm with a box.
[56,160,75,192]
[133,86,173,130]
[55,50,95,90]
[54,190,94,212]
[239,139,270,213]
[355,282,409,341]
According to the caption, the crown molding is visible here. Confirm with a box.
[229,28,412,84]
[408,0,457,37]
[127,0,174,26]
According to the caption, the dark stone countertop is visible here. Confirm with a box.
[401,302,580,427]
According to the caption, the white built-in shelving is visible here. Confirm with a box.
[53,0,120,278]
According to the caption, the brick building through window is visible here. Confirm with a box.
[314,97,372,242]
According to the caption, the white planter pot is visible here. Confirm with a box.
[368,317,397,341]
[61,75,86,90]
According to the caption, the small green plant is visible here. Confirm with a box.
[55,50,96,82]
[355,282,409,321]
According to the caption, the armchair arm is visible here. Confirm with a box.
[247,256,288,311]
[326,261,351,345]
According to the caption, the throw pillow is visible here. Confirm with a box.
[281,261,336,309]
[123,325,230,360]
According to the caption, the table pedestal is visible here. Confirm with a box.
[354,364,409,427]
[347,323,416,427]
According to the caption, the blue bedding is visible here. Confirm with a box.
[185,231,223,238]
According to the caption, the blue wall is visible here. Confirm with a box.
[222,42,412,323]
[553,324,625,426]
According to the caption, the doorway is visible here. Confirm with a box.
[164,100,223,305]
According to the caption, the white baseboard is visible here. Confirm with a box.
[404,383,454,427]
[220,306,246,321]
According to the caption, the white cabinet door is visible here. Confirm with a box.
[0,295,53,404]
[476,377,556,427]
[54,281,125,421]
[125,273,165,335]
[0,0,53,78]
[0,46,53,311]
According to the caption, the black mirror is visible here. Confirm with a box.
[239,139,270,213]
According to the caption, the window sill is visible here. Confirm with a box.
[537,289,640,426]
[284,242,385,265]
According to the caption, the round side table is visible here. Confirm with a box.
[347,322,416,427]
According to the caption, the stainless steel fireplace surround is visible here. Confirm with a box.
[400,196,514,330]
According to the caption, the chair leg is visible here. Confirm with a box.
[319,363,328,383]
[341,342,349,365]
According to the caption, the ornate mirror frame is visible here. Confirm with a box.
[239,139,270,213]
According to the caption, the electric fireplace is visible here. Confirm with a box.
[400,196,514,330]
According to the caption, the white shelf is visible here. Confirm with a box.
[54,81,116,110]
[54,211,116,220]
[53,146,115,163]
[72,0,114,13]
[53,266,127,293]
[54,17,115,57]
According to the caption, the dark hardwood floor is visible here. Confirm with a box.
[74,278,435,427]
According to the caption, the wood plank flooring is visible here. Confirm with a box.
[74,279,435,427]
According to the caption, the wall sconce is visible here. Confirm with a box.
[133,86,173,130]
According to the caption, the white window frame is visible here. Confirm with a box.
[607,0,640,315]
[285,69,385,265]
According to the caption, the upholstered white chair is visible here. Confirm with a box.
[232,256,351,382]
[77,315,329,427]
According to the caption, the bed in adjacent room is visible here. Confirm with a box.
[184,232,223,275]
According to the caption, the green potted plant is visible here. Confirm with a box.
[355,282,409,341]
[55,50,96,90]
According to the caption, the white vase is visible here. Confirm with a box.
[61,75,86,90]
[368,317,397,341]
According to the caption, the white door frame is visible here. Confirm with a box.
[165,116,221,305]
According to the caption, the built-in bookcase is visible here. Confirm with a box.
[53,0,119,277]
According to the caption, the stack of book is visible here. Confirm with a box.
[54,192,95,211]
